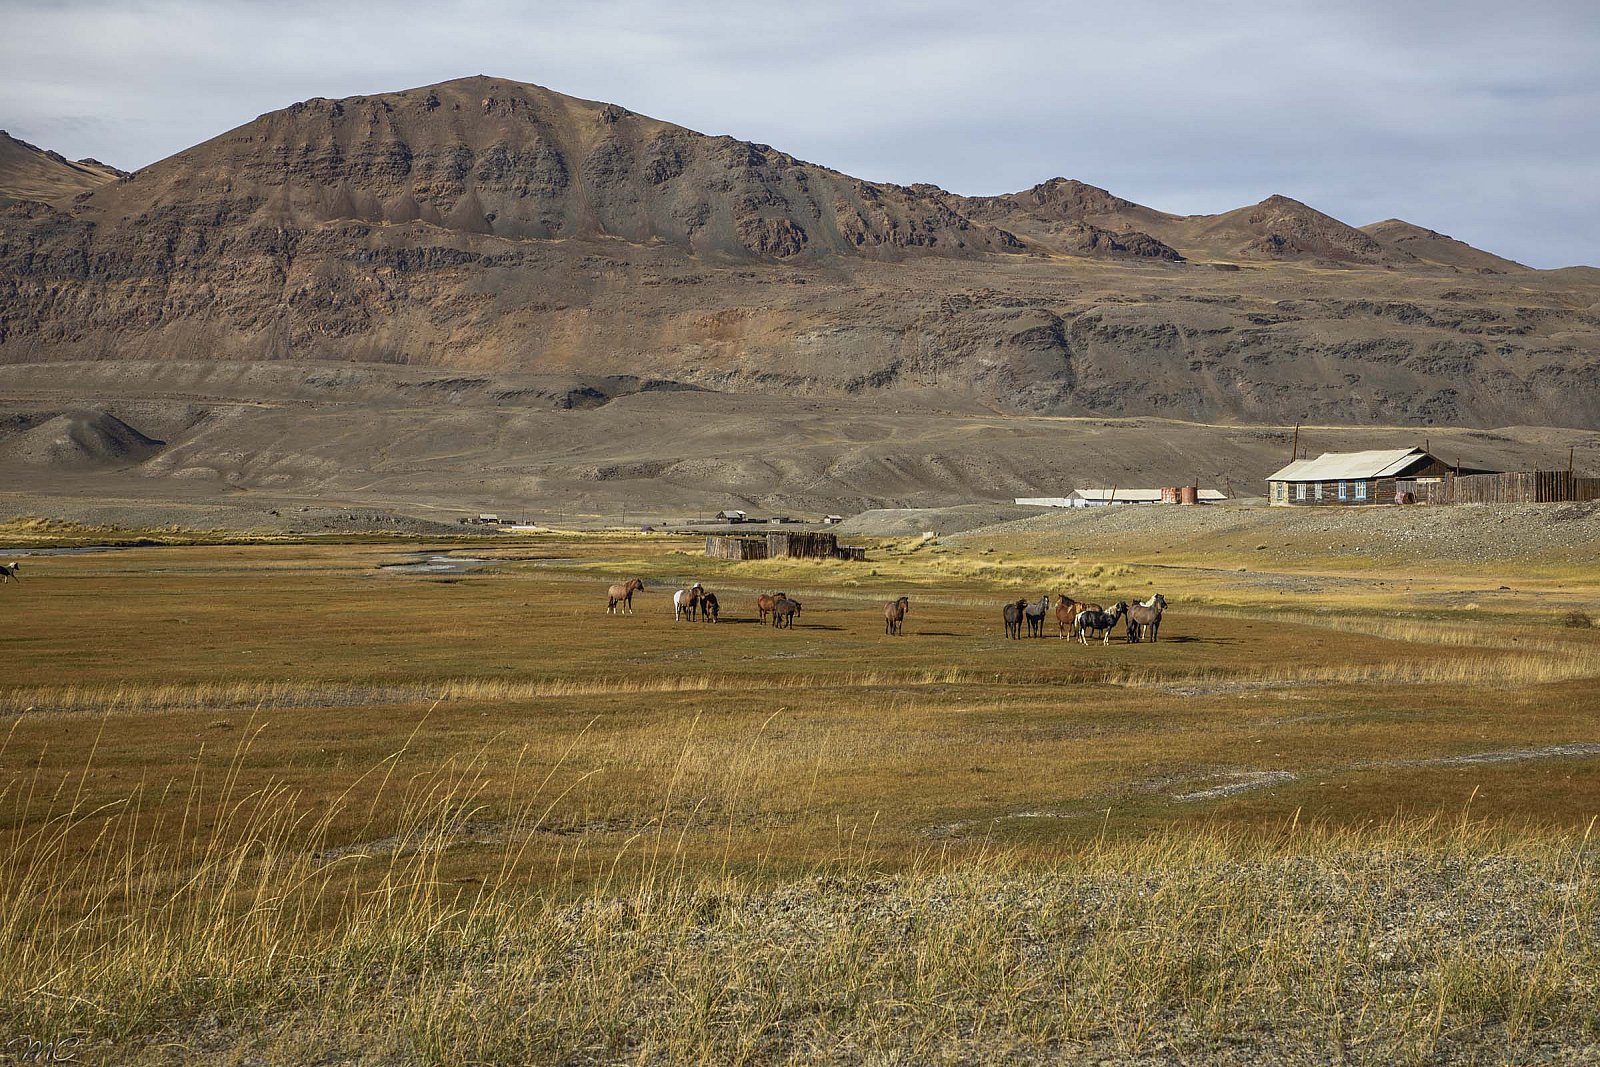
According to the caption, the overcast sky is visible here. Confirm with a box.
[4,0,1596,267]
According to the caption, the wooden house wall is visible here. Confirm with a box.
[1269,457,1453,506]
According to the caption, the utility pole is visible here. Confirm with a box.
[1289,423,1300,465]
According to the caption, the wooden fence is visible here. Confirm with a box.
[1418,471,1600,505]
[705,532,867,561]
[766,532,838,559]
[704,536,769,560]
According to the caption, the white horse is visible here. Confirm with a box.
[0,562,19,584]
[673,582,704,622]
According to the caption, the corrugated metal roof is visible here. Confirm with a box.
[1067,488,1229,502]
[1073,488,1166,502]
[1267,448,1431,482]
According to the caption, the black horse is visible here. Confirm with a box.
[1073,602,1129,645]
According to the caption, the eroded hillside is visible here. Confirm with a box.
[0,76,1597,427]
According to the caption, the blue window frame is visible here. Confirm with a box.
[1337,480,1348,500]
[1355,480,1368,501]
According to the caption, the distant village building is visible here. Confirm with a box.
[1266,447,1455,506]
[715,510,747,523]
[1016,488,1226,508]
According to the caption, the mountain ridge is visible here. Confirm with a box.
[0,74,1596,431]
[0,130,125,206]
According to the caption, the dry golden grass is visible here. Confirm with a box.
[1112,647,1600,690]
[2,534,1598,1062]
[2,727,1597,1065]
[0,669,983,717]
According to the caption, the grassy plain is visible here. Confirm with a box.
[2,524,1598,1063]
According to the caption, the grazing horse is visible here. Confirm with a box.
[1127,593,1168,643]
[771,597,802,629]
[1073,602,1129,645]
[700,592,719,623]
[1023,594,1051,638]
[1002,598,1027,640]
[606,578,645,614]
[673,583,704,622]
[883,596,909,636]
[0,562,18,584]
[756,592,787,624]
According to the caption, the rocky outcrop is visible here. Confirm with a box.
[1204,195,1390,263]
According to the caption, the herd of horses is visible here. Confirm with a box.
[1010,592,1169,645]
[606,579,1168,644]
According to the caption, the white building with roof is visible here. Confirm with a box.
[1016,488,1227,507]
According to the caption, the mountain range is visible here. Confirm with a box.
[0,75,1597,517]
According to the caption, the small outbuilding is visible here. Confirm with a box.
[705,531,867,561]
[1266,447,1455,506]
[1017,488,1226,508]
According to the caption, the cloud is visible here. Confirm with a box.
[2,0,1595,266]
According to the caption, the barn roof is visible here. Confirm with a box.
[1267,447,1434,482]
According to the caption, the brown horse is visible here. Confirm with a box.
[883,596,909,635]
[756,592,787,624]
[607,578,645,614]
[700,592,719,623]
[1055,594,1101,638]
[1002,598,1027,639]
[771,597,802,629]
[1127,593,1168,642]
